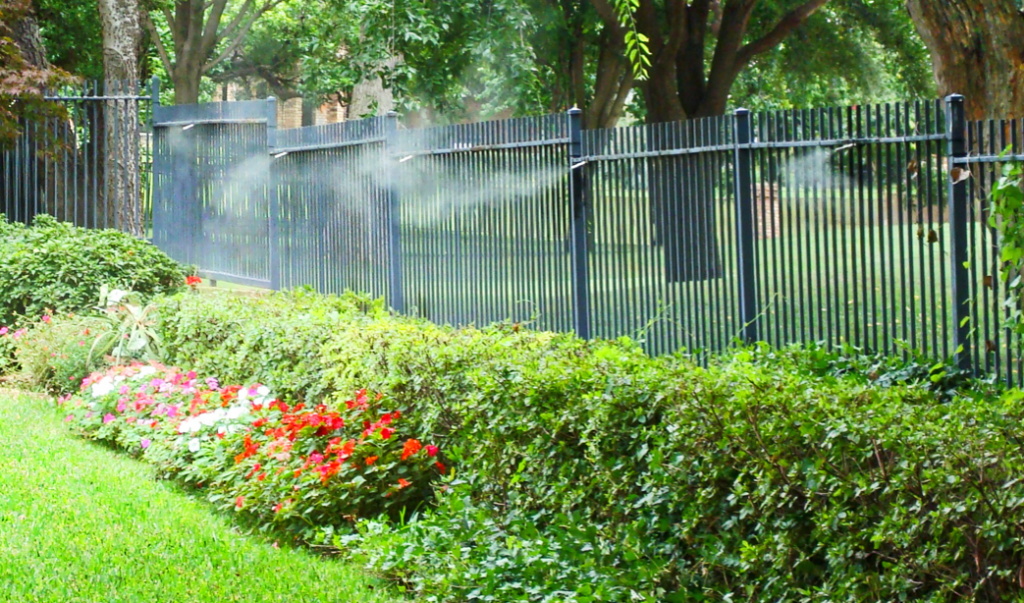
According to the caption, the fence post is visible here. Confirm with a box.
[266,97,281,290]
[150,76,160,122]
[733,108,759,344]
[385,111,405,313]
[946,93,971,370]
[568,107,591,339]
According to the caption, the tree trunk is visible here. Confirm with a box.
[99,0,143,234]
[907,0,1024,120]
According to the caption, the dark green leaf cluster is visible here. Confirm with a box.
[0,215,184,327]
[322,322,1020,601]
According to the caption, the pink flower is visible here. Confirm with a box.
[102,413,115,424]
[64,414,73,423]
[0,326,8,336]
[41,315,51,324]
[12,328,26,340]
[120,385,129,395]
[140,438,151,449]
[116,401,127,413]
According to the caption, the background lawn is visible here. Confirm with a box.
[0,390,397,603]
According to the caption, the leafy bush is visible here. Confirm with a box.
[155,288,386,404]
[321,320,1024,601]
[11,311,114,393]
[0,214,184,326]
[62,362,444,544]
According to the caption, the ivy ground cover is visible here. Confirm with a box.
[0,389,396,603]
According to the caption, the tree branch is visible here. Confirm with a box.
[142,10,174,74]
[203,0,285,72]
[737,0,830,65]
[200,0,232,58]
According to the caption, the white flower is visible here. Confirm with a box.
[113,376,125,383]
[188,438,201,453]
[256,385,270,397]
[92,377,115,397]
[138,366,157,377]
[107,289,128,304]
[226,406,248,420]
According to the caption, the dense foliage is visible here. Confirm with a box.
[0,215,184,327]
[320,320,1020,601]
[0,0,74,148]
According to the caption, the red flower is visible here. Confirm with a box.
[365,455,378,466]
[401,439,422,460]
[426,445,439,457]
[235,496,245,510]
[397,478,411,489]
[435,461,446,473]
[253,417,267,428]
[186,275,202,287]
[273,502,283,513]
[380,427,394,440]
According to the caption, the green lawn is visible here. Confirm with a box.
[0,390,396,603]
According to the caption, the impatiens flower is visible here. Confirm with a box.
[141,438,151,449]
[41,314,51,324]
[235,496,244,510]
[64,414,73,423]
[102,413,115,424]
[426,445,439,457]
[435,462,446,473]
[12,328,27,340]
[380,427,394,440]
[397,478,411,489]
[0,326,7,335]
[273,502,283,513]
[186,275,202,287]
[401,439,422,460]
[365,456,378,466]
[116,401,127,413]
[188,438,201,453]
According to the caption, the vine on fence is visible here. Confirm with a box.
[989,150,1024,329]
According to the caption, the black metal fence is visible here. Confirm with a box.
[0,81,151,231]
[8,81,1018,384]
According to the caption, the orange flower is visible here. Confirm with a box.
[401,438,422,460]
[365,456,378,466]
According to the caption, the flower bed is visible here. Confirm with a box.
[61,362,444,542]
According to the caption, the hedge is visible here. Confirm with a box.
[0,215,184,326]
[141,289,1024,601]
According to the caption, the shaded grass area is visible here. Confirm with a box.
[0,390,395,603]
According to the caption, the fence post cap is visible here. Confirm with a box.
[568,106,582,115]
[386,110,399,118]
[734,107,750,116]
[945,93,965,103]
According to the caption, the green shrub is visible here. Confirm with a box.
[155,288,387,403]
[322,320,1024,601]
[14,312,115,393]
[0,214,184,326]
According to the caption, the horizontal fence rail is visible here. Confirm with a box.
[0,80,151,233]
[11,80,1005,386]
